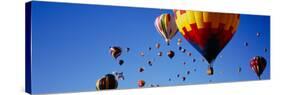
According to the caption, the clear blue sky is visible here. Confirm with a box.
[30,1,270,94]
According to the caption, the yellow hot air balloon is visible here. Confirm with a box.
[174,10,240,75]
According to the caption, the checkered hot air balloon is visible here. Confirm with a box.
[174,10,240,75]
[155,13,178,45]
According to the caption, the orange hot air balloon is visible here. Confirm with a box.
[174,10,240,74]
[138,80,145,87]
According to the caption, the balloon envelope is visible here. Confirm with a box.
[155,13,178,45]
[250,56,267,79]
[96,74,118,90]
[174,10,240,64]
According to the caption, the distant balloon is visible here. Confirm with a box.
[112,71,124,80]
[177,38,182,46]
[148,60,153,66]
[126,48,130,52]
[96,74,118,90]
[187,71,190,75]
[256,32,261,37]
[177,74,180,78]
[182,77,186,81]
[155,13,178,45]
[207,66,214,76]
[183,62,186,65]
[150,84,155,87]
[192,58,196,63]
[167,50,175,59]
[110,46,122,59]
[244,42,249,47]
[250,56,267,79]
[188,52,192,56]
[238,67,242,73]
[138,80,145,87]
[168,78,171,81]
[157,51,163,56]
[179,46,182,51]
[140,52,145,57]
[149,47,152,51]
[181,48,186,53]
[118,59,124,66]
[155,43,161,49]
[264,48,268,52]
[139,67,144,72]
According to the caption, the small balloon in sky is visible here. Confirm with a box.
[167,50,175,59]
[138,80,145,87]
[182,77,186,81]
[157,51,163,56]
[192,58,196,63]
[177,74,180,78]
[118,59,124,66]
[140,52,144,57]
[244,42,249,47]
[155,43,160,49]
[256,32,261,37]
[139,67,144,72]
[188,52,192,56]
[187,70,190,75]
[109,46,122,59]
[177,38,182,46]
[238,67,242,73]
[149,47,152,51]
[250,56,267,80]
[179,46,182,51]
[126,48,130,52]
[148,60,153,66]
[264,48,268,52]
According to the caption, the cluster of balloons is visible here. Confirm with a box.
[95,9,268,91]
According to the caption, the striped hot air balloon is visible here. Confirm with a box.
[96,74,118,90]
[155,13,178,45]
[174,10,240,63]
[174,10,240,75]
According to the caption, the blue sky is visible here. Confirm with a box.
[30,1,270,94]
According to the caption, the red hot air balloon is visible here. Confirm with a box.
[138,80,145,87]
[174,10,240,75]
[250,56,267,79]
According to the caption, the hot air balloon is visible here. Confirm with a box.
[112,71,124,80]
[179,46,182,51]
[177,38,182,46]
[264,48,268,52]
[96,74,118,90]
[256,32,261,37]
[238,67,242,73]
[118,59,124,66]
[192,58,196,63]
[157,51,163,56]
[140,52,145,57]
[250,56,267,79]
[156,43,161,49]
[155,13,178,45]
[149,47,152,51]
[148,60,153,66]
[187,70,190,75]
[126,48,130,52]
[183,62,186,65]
[139,67,144,72]
[174,10,240,75]
[168,78,171,81]
[182,77,186,81]
[188,52,192,56]
[244,42,249,47]
[167,50,175,59]
[181,48,186,53]
[138,80,145,87]
[109,46,122,59]
[177,74,180,78]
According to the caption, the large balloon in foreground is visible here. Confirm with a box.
[250,56,267,79]
[138,80,145,87]
[167,50,175,59]
[109,46,122,59]
[174,10,240,74]
[155,13,178,45]
[96,74,118,90]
